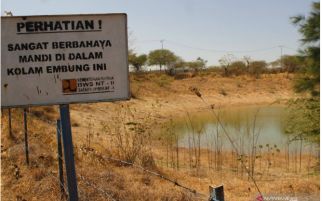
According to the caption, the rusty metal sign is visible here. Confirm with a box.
[1,13,129,108]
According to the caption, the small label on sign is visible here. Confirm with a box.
[62,77,115,95]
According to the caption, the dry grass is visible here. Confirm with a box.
[1,104,198,201]
[1,73,318,201]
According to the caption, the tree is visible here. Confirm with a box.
[148,49,177,72]
[128,52,147,72]
[172,57,186,69]
[282,55,303,73]
[249,61,266,78]
[196,57,207,69]
[284,2,320,143]
[219,54,236,76]
[243,56,252,72]
[284,98,320,143]
[270,55,304,73]
[291,2,320,95]
[228,61,247,76]
[186,57,207,72]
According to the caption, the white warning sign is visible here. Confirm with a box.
[1,13,129,108]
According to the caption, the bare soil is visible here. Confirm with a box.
[1,72,318,201]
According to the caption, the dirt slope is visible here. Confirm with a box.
[2,73,318,201]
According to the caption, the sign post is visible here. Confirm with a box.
[60,105,78,201]
[209,185,225,201]
[56,119,65,199]
[23,108,29,165]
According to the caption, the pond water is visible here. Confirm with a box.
[167,105,316,153]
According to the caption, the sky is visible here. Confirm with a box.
[1,0,315,66]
